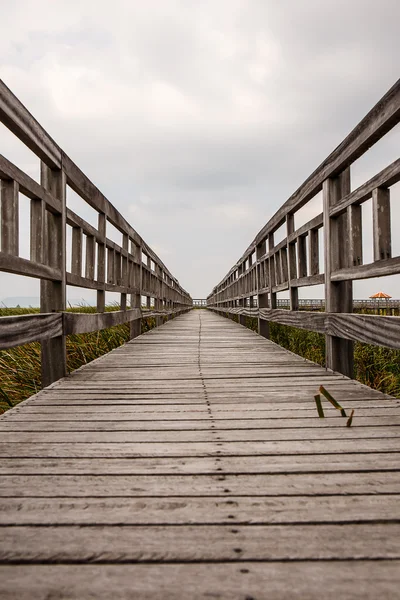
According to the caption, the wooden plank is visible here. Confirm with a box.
[0,179,18,256]
[85,235,96,280]
[0,79,61,168]
[63,308,141,335]
[0,523,399,562]
[0,154,61,213]
[326,313,400,349]
[211,306,400,349]
[331,256,400,281]
[372,187,391,261]
[349,204,363,266]
[0,252,61,281]
[2,415,399,431]
[0,313,62,349]
[66,208,100,241]
[70,226,82,276]
[0,452,399,475]
[2,424,399,443]
[0,494,399,524]
[1,438,399,457]
[330,158,400,217]
[308,228,319,276]
[0,310,398,598]
[30,198,44,264]
[1,561,400,600]
[288,213,323,243]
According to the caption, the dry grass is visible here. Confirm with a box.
[0,305,159,412]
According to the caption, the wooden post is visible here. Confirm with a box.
[297,235,307,278]
[257,239,269,338]
[40,162,67,387]
[268,233,276,310]
[121,233,129,311]
[31,198,45,264]
[1,179,19,255]
[107,248,115,286]
[85,235,95,280]
[97,213,106,312]
[323,168,353,377]
[129,241,141,339]
[155,264,163,327]
[237,263,246,326]
[287,214,299,311]
[308,229,319,276]
[71,227,83,277]
[372,187,391,261]
[348,205,362,267]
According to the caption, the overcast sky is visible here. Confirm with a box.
[1,0,399,303]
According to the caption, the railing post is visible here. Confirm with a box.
[97,213,106,312]
[120,233,129,311]
[40,162,67,387]
[287,214,299,311]
[155,265,163,327]
[323,167,353,377]
[1,179,19,256]
[130,240,141,339]
[237,263,246,326]
[257,239,269,338]
[268,233,276,310]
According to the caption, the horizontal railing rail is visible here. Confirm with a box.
[0,79,192,386]
[207,79,400,377]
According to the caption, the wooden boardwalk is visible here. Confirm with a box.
[0,310,399,598]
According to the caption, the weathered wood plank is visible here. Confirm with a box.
[0,453,398,475]
[0,494,399,524]
[372,187,391,261]
[0,310,398,597]
[0,79,61,168]
[330,158,400,217]
[1,438,399,457]
[1,562,399,600]
[0,313,62,349]
[0,523,399,562]
[331,256,400,280]
[0,252,61,281]
[212,306,400,349]
[63,308,141,335]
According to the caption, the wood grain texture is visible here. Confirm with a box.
[63,308,141,335]
[0,154,61,213]
[0,252,62,281]
[0,79,61,168]
[330,158,400,217]
[211,307,400,349]
[0,310,399,595]
[0,313,63,349]
[0,562,399,600]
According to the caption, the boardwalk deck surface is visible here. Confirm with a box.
[1,310,400,598]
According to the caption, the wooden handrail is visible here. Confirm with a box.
[207,79,400,377]
[0,79,192,386]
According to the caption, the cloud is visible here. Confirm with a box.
[0,0,399,299]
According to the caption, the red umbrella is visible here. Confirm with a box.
[369,291,392,299]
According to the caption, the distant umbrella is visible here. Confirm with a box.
[369,291,392,298]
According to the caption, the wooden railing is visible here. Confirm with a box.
[0,80,192,386]
[192,299,208,307]
[207,79,400,377]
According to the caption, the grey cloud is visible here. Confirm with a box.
[0,0,399,299]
